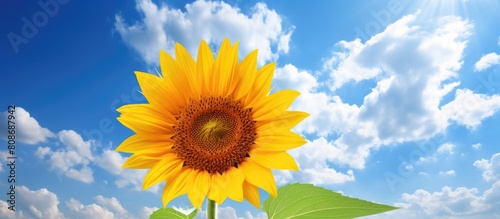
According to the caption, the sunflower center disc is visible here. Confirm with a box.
[172,96,255,174]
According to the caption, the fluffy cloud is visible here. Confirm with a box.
[94,196,127,215]
[274,64,360,137]
[0,107,55,144]
[437,143,455,155]
[36,130,95,184]
[0,200,18,219]
[322,14,466,167]
[441,89,500,129]
[195,206,267,219]
[439,170,456,176]
[272,65,355,185]
[2,185,155,219]
[276,12,500,170]
[66,195,157,219]
[0,150,10,172]
[472,143,482,150]
[329,14,470,168]
[474,153,500,182]
[66,195,142,219]
[474,52,500,72]
[368,182,500,219]
[138,207,159,219]
[288,138,355,185]
[66,199,114,219]
[14,186,65,219]
[115,0,293,66]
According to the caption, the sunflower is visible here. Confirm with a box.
[116,38,308,210]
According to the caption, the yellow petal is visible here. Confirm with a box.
[251,90,300,121]
[117,115,173,134]
[249,149,299,170]
[213,38,239,96]
[135,71,179,115]
[122,153,162,169]
[256,111,309,132]
[175,43,201,98]
[162,167,196,207]
[117,104,176,126]
[197,40,214,95]
[255,131,307,151]
[208,173,228,204]
[121,146,176,169]
[160,50,191,106]
[234,50,258,101]
[245,62,275,106]
[243,180,260,209]
[143,155,183,190]
[188,170,211,209]
[225,167,245,202]
[116,134,173,153]
[118,104,176,133]
[240,160,277,197]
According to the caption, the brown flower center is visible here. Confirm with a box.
[172,96,255,174]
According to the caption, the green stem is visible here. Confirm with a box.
[207,199,217,219]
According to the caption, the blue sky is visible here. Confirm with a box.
[1,0,500,218]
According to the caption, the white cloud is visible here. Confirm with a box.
[474,153,500,182]
[439,170,456,176]
[138,207,159,219]
[474,52,500,72]
[36,130,96,184]
[276,12,499,170]
[95,196,127,215]
[332,14,469,155]
[418,172,429,177]
[441,89,500,129]
[66,194,157,219]
[17,186,65,219]
[9,185,156,219]
[272,169,293,186]
[413,143,456,168]
[267,137,356,186]
[66,199,114,219]
[94,149,124,175]
[274,13,471,169]
[0,200,18,219]
[472,143,482,150]
[0,150,10,172]
[195,206,268,219]
[115,0,293,66]
[302,168,355,184]
[437,143,455,155]
[0,107,55,144]
[376,182,500,219]
[243,211,268,219]
[35,146,51,158]
[274,64,361,138]
[274,64,318,94]
[0,178,150,219]
[58,130,94,161]
[324,38,381,91]
[65,166,94,184]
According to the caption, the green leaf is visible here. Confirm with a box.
[149,207,198,219]
[263,183,398,219]
[187,208,198,219]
